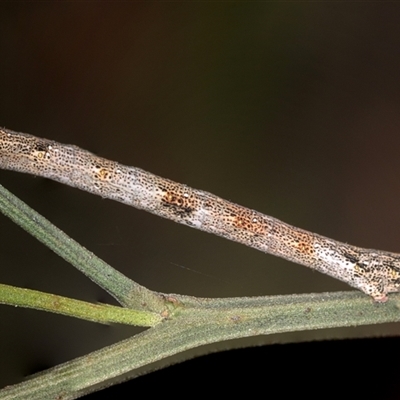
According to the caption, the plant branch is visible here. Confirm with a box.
[0,283,161,326]
[1,290,400,399]
[1,129,400,397]
[0,183,166,312]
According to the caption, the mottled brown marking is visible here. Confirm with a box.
[292,232,315,256]
[159,187,198,217]
[162,191,191,209]
[232,211,266,234]
[97,168,111,180]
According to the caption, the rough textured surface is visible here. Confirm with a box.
[1,127,400,301]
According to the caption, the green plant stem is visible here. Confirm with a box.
[0,183,165,312]
[2,182,400,398]
[2,290,400,399]
[0,283,161,326]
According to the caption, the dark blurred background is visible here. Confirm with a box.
[1,3,400,398]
